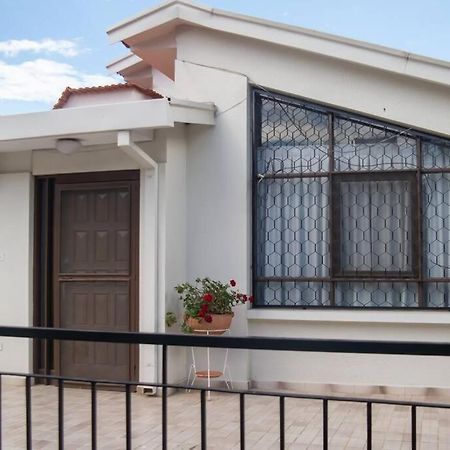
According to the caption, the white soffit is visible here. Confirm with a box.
[107,0,450,88]
[107,53,146,73]
[107,54,154,89]
[0,98,215,152]
[107,53,152,80]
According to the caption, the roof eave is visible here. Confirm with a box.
[0,98,215,152]
[106,0,450,88]
[106,53,146,73]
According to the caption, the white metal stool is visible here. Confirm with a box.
[187,328,233,400]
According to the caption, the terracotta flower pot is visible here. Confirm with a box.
[186,313,234,335]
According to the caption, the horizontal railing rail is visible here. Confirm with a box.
[1,326,450,450]
[1,325,450,355]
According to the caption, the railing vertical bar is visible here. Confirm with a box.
[200,390,207,450]
[411,405,417,450]
[0,374,2,450]
[91,381,97,450]
[367,402,372,450]
[25,376,32,450]
[162,344,168,450]
[58,379,64,450]
[279,396,285,450]
[125,384,132,450]
[323,399,328,450]
[240,393,245,450]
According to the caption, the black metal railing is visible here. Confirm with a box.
[1,326,450,449]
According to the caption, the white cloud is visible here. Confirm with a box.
[0,39,81,57]
[0,58,118,103]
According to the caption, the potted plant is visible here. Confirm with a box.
[174,277,253,334]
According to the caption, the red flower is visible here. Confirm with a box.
[198,309,206,318]
[203,293,214,302]
[205,315,213,323]
[249,296,254,304]
[242,294,248,302]
[230,279,236,287]
[201,303,209,312]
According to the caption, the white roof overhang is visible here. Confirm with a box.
[106,54,154,89]
[0,98,215,152]
[107,53,146,74]
[107,0,450,88]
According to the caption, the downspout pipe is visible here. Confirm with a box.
[117,130,160,384]
[117,130,158,170]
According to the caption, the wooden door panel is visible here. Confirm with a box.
[60,282,129,330]
[60,282,130,380]
[60,187,131,274]
[54,176,139,383]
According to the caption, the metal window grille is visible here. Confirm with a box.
[252,89,450,308]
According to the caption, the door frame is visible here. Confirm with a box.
[33,170,140,382]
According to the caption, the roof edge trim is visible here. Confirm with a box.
[106,0,450,87]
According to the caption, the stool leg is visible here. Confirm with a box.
[187,347,197,392]
[207,345,211,401]
[226,364,233,390]
[223,347,233,390]
[186,364,194,392]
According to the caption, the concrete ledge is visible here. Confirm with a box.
[247,308,450,325]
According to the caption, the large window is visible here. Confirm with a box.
[252,89,450,308]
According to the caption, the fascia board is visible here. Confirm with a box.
[106,1,450,87]
[169,98,215,125]
[0,99,173,142]
[0,98,215,153]
[107,53,145,73]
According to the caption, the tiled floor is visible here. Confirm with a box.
[2,382,450,449]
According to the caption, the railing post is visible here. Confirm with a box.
[323,399,328,450]
[125,384,131,450]
[367,402,372,450]
[58,379,64,450]
[240,393,245,450]
[91,381,97,450]
[162,344,168,450]
[411,405,417,450]
[200,390,207,450]
[25,376,32,450]
[279,396,285,450]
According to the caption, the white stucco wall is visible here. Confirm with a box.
[174,58,251,385]
[32,147,140,175]
[177,27,450,136]
[163,125,188,383]
[0,173,33,375]
[0,151,32,173]
[172,26,450,390]
[138,167,160,383]
[249,315,450,389]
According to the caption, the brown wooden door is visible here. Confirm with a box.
[53,174,139,381]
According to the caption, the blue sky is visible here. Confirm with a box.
[1,0,449,115]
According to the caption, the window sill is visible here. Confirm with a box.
[246,308,450,325]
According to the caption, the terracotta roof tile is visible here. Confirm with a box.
[53,83,163,109]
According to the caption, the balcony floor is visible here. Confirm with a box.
[2,382,450,449]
